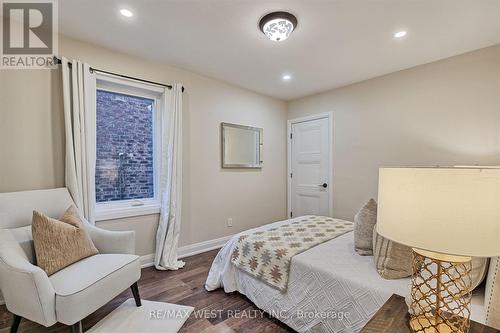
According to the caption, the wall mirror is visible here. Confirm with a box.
[221,122,263,168]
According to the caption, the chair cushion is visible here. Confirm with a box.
[32,206,99,275]
[49,254,141,325]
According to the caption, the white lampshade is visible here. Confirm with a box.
[377,167,500,257]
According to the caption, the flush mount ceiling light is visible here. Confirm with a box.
[259,11,298,42]
[120,8,133,17]
[282,74,292,81]
[394,30,407,39]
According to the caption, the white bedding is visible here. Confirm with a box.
[205,218,485,332]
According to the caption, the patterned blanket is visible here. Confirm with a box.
[231,215,354,292]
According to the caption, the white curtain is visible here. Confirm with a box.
[61,57,97,223]
[155,84,185,270]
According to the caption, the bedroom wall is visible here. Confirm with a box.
[287,44,500,221]
[0,35,287,255]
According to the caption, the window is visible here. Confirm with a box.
[94,74,164,221]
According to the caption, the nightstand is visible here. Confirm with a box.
[360,294,499,333]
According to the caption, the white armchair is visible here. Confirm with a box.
[0,188,142,333]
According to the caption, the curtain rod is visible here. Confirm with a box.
[53,56,184,92]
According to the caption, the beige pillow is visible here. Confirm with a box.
[373,225,413,279]
[354,199,377,256]
[32,205,98,276]
[471,257,489,290]
[485,257,500,329]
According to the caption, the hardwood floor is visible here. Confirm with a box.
[0,250,295,333]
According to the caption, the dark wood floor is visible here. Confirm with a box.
[0,250,295,333]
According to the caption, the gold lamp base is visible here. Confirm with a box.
[409,249,472,333]
[410,316,455,333]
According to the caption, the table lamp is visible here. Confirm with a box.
[377,167,500,333]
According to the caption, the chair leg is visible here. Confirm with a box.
[10,315,21,333]
[71,320,82,333]
[130,282,142,307]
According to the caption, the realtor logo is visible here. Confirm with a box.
[1,0,57,68]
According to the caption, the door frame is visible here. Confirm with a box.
[287,112,334,218]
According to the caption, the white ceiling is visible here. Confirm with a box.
[59,0,500,101]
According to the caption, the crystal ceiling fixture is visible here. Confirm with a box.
[259,11,298,42]
[394,31,407,38]
[120,8,133,17]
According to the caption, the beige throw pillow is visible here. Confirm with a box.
[373,225,413,279]
[354,199,378,255]
[471,257,489,290]
[32,205,99,276]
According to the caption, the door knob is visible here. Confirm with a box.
[319,183,328,188]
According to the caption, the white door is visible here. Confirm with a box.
[290,117,331,217]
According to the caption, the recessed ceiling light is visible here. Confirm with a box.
[120,9,133,17]
[259,11,298,42]
[282,74,292,81]
[394,31,407,39]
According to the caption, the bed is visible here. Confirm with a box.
[205,216,486,333]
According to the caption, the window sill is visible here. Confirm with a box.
[95,204,161,222]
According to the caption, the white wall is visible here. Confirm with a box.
[0,70,64,191]
[287,44,500,220]
[2,36,498,256]
[0,35,287,255]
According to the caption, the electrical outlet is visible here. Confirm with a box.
[227,218,233,227]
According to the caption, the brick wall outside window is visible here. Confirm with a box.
[95,90,155,203]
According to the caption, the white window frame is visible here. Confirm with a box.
[94,73,164,221]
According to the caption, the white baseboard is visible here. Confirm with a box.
[140,253,156,268]
[140,234,233,268]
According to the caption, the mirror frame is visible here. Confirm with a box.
[221,122,263,169]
